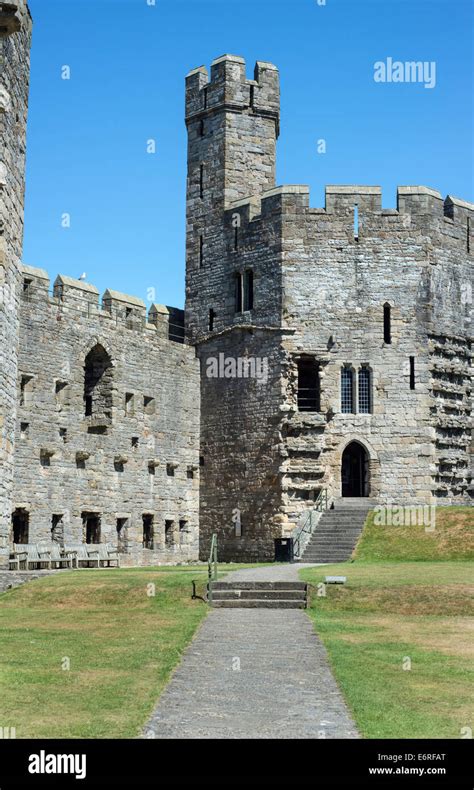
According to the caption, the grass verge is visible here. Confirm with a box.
[354,506,473,562]
[300,561,474,738]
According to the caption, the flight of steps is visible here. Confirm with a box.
[208,581,308,609]
[299,498,373,564]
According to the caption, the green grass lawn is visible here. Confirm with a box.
[354,506,474,562]
[301,552,474,738]
[0,562,279,738]
[0,567,213,738]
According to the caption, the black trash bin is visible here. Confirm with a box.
[274,537,294,563]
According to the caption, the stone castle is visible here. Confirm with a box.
[1,4,472,568]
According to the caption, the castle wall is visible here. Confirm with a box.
[229,185,472,523]
[197,329,286,562]
[185,55,280,343]
[14,270,200,565]
[0,2,32,569]
[186,56,472,561]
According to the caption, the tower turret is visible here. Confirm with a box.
[185,55,280,342]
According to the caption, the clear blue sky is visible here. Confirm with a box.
[24,0,473,309]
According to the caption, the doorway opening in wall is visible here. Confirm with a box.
[12,509,29,544]
[82,512,101,544]
[165,520,174,547]
[51,514,64,545]
[142,514,154,549]
[297,357,320,412]
[116,518,129,553]
[341,441,369,497]
[179,519,188,545]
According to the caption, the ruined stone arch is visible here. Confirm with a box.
[81,336,115,365]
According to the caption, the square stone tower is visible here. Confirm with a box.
[185,55,473,562]
[0,2,32,568]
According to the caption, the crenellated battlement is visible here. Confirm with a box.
[185,54,280,133]
[20,265,185,344]
[225,183,474,248]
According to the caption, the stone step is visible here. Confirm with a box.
[304,549,354,555]
[307,531,362,537]
[303,555,352,561]
[305,544,357,551]
[211,589,305,601]
[316,514,368,520]
[311,518,367,524]
[304,554,354,560]
[299,498,370,563]
[329,504,377,511]
[306,540,356,545]
[211,599,307,609]
[314,520,366,525]
[210,581,307,591]
[305,538,359,544]
[209,580,308,608]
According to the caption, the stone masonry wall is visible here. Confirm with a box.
[186,55,472,560]
[14,268,200,565]
[278,185,472,517]
[197,328,287,562]
[0,2,32,569]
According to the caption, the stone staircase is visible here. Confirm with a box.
[208,581,308,609]
[298,498,373,564]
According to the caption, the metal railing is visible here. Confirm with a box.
[292,488,328,558]
[207,533,218,605]
[315,488,328,512]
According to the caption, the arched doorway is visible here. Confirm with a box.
[341,441,369,497]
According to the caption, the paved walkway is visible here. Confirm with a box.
[224,562,321,582]
[144,564,359,739]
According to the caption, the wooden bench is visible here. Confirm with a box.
[98,543,120,568]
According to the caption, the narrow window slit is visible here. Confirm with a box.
[383,303,392,344]
[244,270,253,311]
[235,273,243,313]
[409,356,415,390]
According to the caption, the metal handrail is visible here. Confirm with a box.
[315,488,328,512]
[292,488,328,558]
[207,533,218,605]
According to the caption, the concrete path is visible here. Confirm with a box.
[224,562,321,583]
[144,563,359,739]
